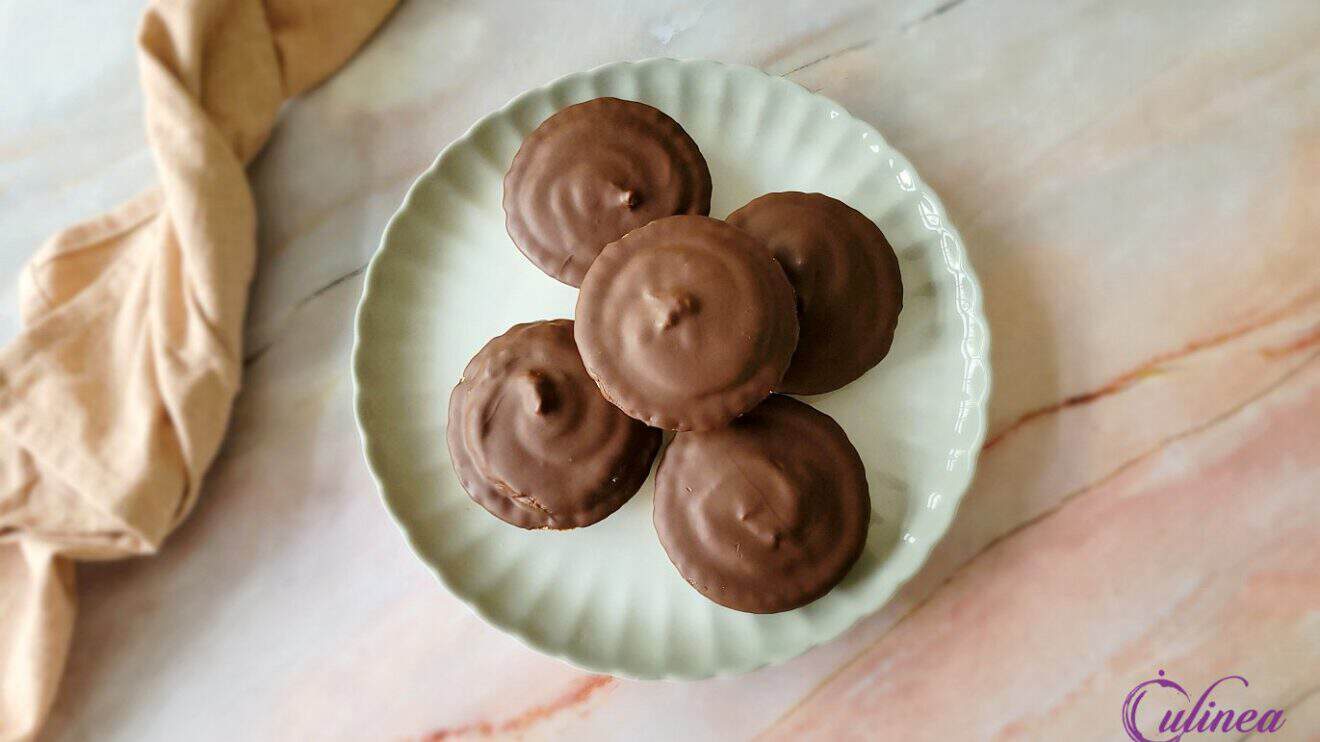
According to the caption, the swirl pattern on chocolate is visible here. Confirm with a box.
[574,215,799,431]
[727,192,903,395]
[447,320,661,529]
[653,395,871,613]
[503,97,712,287]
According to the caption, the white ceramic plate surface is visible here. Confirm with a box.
[353,58,990,679]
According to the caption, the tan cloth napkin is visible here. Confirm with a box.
[0,1,398,738]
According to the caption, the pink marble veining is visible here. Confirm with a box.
[763,360,1320,741]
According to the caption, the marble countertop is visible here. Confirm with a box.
[3,1,1318,740]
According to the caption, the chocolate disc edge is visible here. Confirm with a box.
[447,319,662,530]
[574,215,799,431]
[502,97,713,287]
[652,395,872,613]
[728,191,903,396]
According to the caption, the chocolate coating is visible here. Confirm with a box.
[575,215,799,431]
[447,320,661,529]
[503,97,712,287]
[653,395,871,613]
[727,192,903,395]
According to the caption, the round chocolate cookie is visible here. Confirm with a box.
[503,97,712,287]
[574,215,799,431]
[653,395,871,613]
[447,320,661,530]
[727,192,903,395]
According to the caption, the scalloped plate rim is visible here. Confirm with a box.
[351,57,992,680]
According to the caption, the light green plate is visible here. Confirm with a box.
[353,58,990,679]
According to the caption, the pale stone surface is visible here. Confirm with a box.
[2,1,1316,739]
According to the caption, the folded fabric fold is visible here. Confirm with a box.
[0,2,399,739]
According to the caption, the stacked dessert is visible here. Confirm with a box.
[447,98,902,614]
